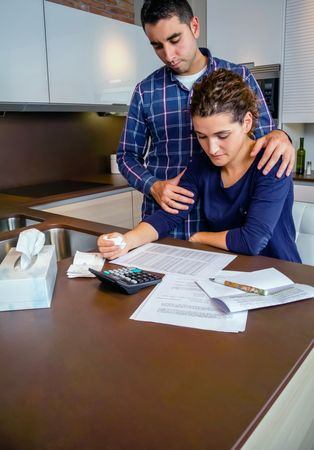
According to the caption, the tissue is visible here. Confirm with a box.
[103,235,126,249]
[16,228,45,270]
[67,251,104,278]
[0,229,57,311]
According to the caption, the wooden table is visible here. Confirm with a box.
[0,239,313,450]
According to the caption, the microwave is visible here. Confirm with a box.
[250,64,280,121]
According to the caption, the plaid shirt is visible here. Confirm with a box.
[117,48,276,240]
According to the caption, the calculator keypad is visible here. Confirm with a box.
[103,268,160,285]
[89,266,163,294]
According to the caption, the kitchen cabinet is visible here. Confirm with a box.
[282,0,314,122]
[132,190,143,227]
[0,0,160,109]
[293,183,314,204]
[44,1,161,105]
[41,190,142,229]
[0,0,49,103]
[205,0,284,65]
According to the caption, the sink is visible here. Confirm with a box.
[0,227,98,262]
[0,215,43,233]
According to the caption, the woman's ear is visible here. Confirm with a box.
[243,112,253,134]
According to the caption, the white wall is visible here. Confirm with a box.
[282,124,314,165]
[206,0,284,65]
[304,124,314,165]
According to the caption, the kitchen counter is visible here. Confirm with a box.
[293,170,314,183]
[0,183,313,449]
[0,172,129,207]
[0,173,130,241]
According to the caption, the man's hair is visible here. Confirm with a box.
[190,69,260,130]
[141,0,194,29]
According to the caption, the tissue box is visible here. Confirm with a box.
[0,245,57,312]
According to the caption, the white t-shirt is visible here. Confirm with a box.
[174,66,207,90]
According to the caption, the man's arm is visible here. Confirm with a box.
[116,85,159,196]
[245,70,295,177]
[251,129,295,177]
[150,169,195,214]
[117,84,195,213]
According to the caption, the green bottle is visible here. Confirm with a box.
[296,137,306,175]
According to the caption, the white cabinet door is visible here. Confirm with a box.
[132,190,143,227]
[0,0,49,102]
[282,0,314,122]
[294,184,314,204]
[44,1,161,105]
[44,192,134,229]
[206,0,284,65]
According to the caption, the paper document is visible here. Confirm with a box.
[112,243,236,278]
[197,280,314,313]
[131,274,247,333]
[67,251,104,278]
[214,268,294,295]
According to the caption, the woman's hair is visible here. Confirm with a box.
[190,69,260,130]
[141,0,193,29]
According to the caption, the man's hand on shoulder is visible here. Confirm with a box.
[150,169,194,214]
[250,129,295,178]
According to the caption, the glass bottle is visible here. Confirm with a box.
[296,137,306,175]
[306,161,312,176]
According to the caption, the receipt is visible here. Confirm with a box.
[103,235,126,249]
[67,251,104,278]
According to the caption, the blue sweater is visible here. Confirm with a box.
[143,152,301,263]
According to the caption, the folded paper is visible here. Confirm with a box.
[67,251,104,278]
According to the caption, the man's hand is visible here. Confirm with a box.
[150,169,194,214]
[251,130,295,178]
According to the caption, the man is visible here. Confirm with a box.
[117,0,294,240]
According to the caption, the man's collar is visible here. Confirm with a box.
[166,47,213,82]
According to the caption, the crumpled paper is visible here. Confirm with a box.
[16,228,45,270]
[103,235,126,249]
[67,251,104,278]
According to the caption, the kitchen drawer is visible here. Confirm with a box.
[43,191,133,229]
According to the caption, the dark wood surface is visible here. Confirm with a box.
[293,170,314,183]
[0,235,313,450]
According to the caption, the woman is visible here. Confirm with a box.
[98,69,301,263]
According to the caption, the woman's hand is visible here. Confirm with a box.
[189,231,228,250]
[97,223,159,260]
[97,232,129,260]
[189,232,208,244]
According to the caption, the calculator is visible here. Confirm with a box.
[89,266,163,294]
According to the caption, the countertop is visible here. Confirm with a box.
[293,170,314,183]
[0,173,130,241]
[0,172,130,207]
[0,178,313,450]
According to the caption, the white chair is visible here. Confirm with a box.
[292,201,314,265]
